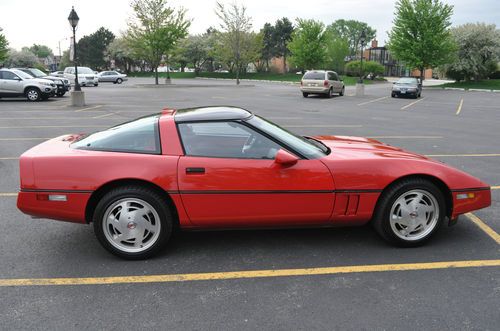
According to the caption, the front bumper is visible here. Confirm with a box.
[451,187,491,219]
[392,89,418,97]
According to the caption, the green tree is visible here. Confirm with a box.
[58,50,71,70]
[345,60,384,77]
[29,44,53,58]
[443,23,500,81]
[215,1,253,84]
[126,0,190,84]
[0,29,8,65]
[106,37,138,74]
[260,23,274,71]
[388,0,456,81]
[326,19,376,57]
[174,35,210,74]
[288,19,327,71]
[324,33,349,73]
[78,27,115,70]
[272,18,294,72]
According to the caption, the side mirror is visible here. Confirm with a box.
[274,149,298,166]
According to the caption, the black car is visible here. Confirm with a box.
[391,77,422,98]
[15,68,71,97]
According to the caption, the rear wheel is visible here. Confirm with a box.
[57,91,66,97]
[25,87,41,101]
[372,178,445,247]
[339,86,345,96]
[302,92,309,98]
[93,186,173,259]
[327,88,333,98]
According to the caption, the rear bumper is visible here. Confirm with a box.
[301,87,329,94]
[451,187,491,219]
[17,190,91,224]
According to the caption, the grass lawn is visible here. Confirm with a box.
[129,71,373,85]
[435,79,500,90]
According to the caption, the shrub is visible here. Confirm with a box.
[345,60,384,77]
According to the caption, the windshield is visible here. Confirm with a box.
[247,115,327,159]
[11,69,34,79]
[77,67,94,74]
[396,78,418,85]
[27,68,46,78]
[303,72,325,80]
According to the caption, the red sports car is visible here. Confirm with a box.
[17,106,491,259]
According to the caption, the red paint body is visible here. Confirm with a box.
[17,111,491,229]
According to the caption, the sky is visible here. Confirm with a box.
[1,0,499,54]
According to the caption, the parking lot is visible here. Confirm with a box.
[0,78,499,329]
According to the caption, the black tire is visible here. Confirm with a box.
[339,86,345,96]
[94,83,99,87]
[25,87,41,102]
[391,93,395,98]
[372,178,445,247]
[302,92,309,98]
[93,186,173,259]
[116,78,123,84]
[57,91,66,97]
[327,88,333,98]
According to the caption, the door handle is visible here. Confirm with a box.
[186,167,205,174]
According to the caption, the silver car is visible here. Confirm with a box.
[63,66,99,87]
[300,70,345,98]
[0,68,56,101]
[97,71,128,84]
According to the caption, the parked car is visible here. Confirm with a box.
[97,71,128,84]
[16,68,71,97]
[17,106,491,259]
[63,66,99,87]
[300,70,345,98]
[391,77,422,98]
[0,68,56,101]
[50,71,65,78]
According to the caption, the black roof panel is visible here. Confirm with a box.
[174,106,253,123]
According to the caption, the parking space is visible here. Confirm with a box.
[0,78,499,329]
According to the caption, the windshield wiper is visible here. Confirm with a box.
[304,136,331,155]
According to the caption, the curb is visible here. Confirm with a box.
[195,77,300,85]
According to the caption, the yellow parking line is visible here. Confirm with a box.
[491,186,500,190]
[0,157,18,160]
[426,153,500,157]
[369,136,443,139]
[0,259,498,287]
[466,213,500,245]
[0,138,49,141]
[74,105,103,112]
[456,98,464,115]
[357,96,388,106]
[401,97,425,110]
[92,113,115,119]
[0,125,107,129]
[0,193,17,197]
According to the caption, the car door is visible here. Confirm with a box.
[0,71,24,95]
[176,121,335,227]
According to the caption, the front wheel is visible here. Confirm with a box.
[116,78,123,84]
[93,186,173,259]
[94,83,99,87]
[302,92,309,98]
[25,87,41,101]
[372,178,445,247]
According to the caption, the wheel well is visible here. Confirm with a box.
[85,179,180,228]
[24,86,40,94]
[378,174,453,219]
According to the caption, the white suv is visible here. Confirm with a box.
[63,66,99,87]
[0,68,57,101]
[300,70,345,98]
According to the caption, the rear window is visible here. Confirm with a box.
[72,114,161,154]
[303,72,325,80]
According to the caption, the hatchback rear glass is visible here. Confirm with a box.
[303,72,325,80]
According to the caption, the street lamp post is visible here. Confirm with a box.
[356,29,367,96]
[68,7,85,106]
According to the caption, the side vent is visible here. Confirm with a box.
[333,194,360,216]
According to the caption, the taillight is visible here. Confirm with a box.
[323,80,328,87]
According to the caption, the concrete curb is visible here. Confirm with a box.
[426,87,499,93]
[134,83,254,88]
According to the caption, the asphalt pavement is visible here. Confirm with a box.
[0,77,499,330]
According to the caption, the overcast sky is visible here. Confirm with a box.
[1,0,498,54]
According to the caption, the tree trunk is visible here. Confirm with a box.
[283,55,287,74]
[236,65,240,85]
[154,67,159,85]
[419,66,425,81]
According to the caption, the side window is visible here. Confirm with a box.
[178,121,281,159]
[1,71,19,80]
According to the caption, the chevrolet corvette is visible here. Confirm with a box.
[17,106,491,259]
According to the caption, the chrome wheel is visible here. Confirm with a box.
[389,189,439,241]
[102,198,161,253]
[27,89,40,101]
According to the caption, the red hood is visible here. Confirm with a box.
[314,135,429,161]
